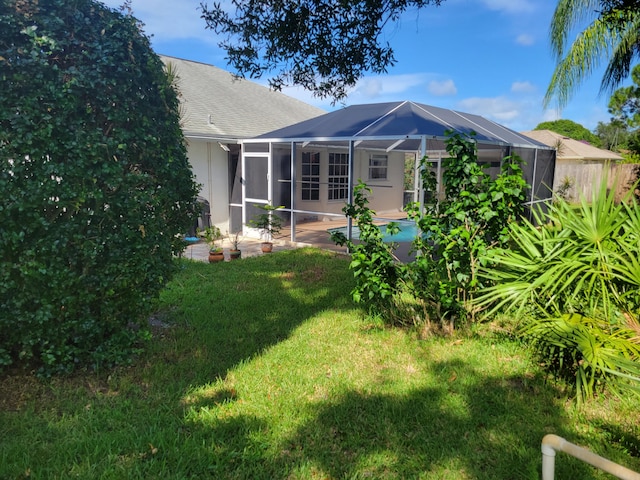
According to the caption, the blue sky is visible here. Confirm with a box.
[101,0,620,132]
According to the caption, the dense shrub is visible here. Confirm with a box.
[0,0,198,374]
[476,175,640,400]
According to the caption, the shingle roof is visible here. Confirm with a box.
[160,55,325,140]
[520,130,623,161]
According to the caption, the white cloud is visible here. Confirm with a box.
[479,0,535,14]
[101,0,210,42]
[458,97,520,121]
[281,73,457,111]
[456,95,550,131]
[324,74,424,105]
[516,33,535,46]
[350,73,430,100]
[428,79,457,96]
[511,81,536,93]
[359,78,384,98]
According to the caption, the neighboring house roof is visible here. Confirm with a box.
[160,55,325,141]
[252,101,552,150]
[520,130,623,161]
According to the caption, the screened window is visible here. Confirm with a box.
[301,151,320,201]
[328,152,349,200]
[369,154,388,180]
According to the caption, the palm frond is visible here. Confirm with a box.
[600,12,640,92]
[523,313,640,401]
[545,16,622,108]
[549,0,603,59]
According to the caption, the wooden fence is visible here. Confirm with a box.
[610,163,640,203]
[553,162,639,203]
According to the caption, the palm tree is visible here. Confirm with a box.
[544,0,640,109]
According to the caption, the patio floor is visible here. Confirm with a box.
[182,216,416,263]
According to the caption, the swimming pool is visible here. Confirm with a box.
[329,220,419,243]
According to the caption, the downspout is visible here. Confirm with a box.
[347,140,355,245]
[268,141,273,206]
[418,136,426,212]
[241,144,246,229]
[541,434,640,480]
[207,142,213,227]
[290,141,297,243]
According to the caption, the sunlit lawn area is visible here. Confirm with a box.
[1,248,639,479]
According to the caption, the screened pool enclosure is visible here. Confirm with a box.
[233,101,555,248]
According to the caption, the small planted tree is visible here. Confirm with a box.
[330,183,404,318]
[0,0,198,374]
[249,203,284,252]
[333,132,528,330]
[404,132,527,328]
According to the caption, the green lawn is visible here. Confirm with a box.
[1,248,639,479]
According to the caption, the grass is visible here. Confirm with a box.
[1,248,639,479]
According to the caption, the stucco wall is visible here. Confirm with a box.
[186,139,230,231]
[294,147,405,222]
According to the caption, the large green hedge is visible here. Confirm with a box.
[0,0,198,374]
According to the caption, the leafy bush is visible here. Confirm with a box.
[476,175,640,400]
[333,132,527,331]
[404,132,527,328]
[0,0,198,374]
[330,183,404,317]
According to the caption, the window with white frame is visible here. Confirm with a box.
[301,151,320,200]
[369,154,388,180]
[328,152,349,200]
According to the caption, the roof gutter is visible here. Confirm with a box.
[184,133,242,144]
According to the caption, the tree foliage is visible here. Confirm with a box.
[609,64,640,128]
[591,65,640,155]
[200,0,444,102]
[545,0,640,109]
[594,119,630,151]
[0,0,198,374]
[534,119,602,147]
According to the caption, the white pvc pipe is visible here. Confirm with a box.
[541,434,640,480]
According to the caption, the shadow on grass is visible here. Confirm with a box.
[193,360,598,479]
[5,249,637,478]
[149,248,355,388]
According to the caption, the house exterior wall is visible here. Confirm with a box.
[294,147,405,221]
[185,138,230,232]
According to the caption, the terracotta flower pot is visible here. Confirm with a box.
[208,250,224,263]
[261,242,273,253]
[229,249,241,260]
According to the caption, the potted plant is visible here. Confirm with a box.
[249,203,284,253]
[201,225,224,263]
[228,231,242,260]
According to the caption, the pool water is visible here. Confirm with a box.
[329,220,419,243]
